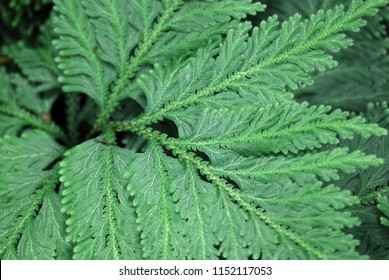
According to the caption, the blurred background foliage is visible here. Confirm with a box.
[260,0,389,113]
[0,0,52,46]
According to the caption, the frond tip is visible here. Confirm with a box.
[378,193,389,227]
[173,103,387,155]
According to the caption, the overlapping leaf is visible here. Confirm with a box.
[173,103,386,155]
[0,68,64,139]
[3,18,60,93]
[119,0,389,260]
[0,130,68,259]
[134,0,389,127]
[208,148,382,187]
[53,0,264,108]
[1,0,388,261]
[337,103,389,259]
[262,0,389,112]
[378,193,389,227]
[126,143,192,259]
[59,137,141,259]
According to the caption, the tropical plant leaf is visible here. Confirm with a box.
[1,0,388,260]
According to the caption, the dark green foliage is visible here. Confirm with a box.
[337,102,389,259]
[262,0,389,112]
[0,0,53,45]
[0,0,389,260]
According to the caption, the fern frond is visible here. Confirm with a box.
[106,0,389,260]
[172,103,386,155]
[126,142,188,259]
[0,105,64,140]
[0,115,26,137]
[263,0,389,112]
[170,0,264,31]
[120,126,367,259]
[208,148,382,187]
[59,132,141,259]
[339,102,389,197]
[4,175,72,260]
[0,131,67,259]
[53,0,108,107]
[2,0,387,261]
[0,68,65,139]
[169,161,220,259]
[132,0,389,127]
[2,18,60,93]
[336,103,389,259]
[53,0,264,128]
[378,193,389,227]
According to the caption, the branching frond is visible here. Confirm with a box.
[1,0,388,260]
[59,132,141,259]
[0,130,68,259]
[378,193,389,227]
[336,103,389,258]
[126,142,188,259]
[0,68,65,139]
[172,103,386,155]
[208,148,382,186]
[131,0,389,127]
[2,18,60,93]
[116,126,368,259]
[262,0,389,112]
[53,0,264,129]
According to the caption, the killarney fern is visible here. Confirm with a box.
[0,0,389,260]
[262,0,389,112]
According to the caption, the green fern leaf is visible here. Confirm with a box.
[0,68,65,139]
[53,0,263,122]
[263,0,389,112]
[0,130,68,259]
[2,18,60,93]
[8,184,72,260]
[172,103,386,155]
[53,0,110,107]
[208,148,382,186]
[1,0,388,260]
[339,103,389,197]
[126,142,188,259]
[169,161,220,259]
[59,134,141,259]
[123,127,367,259]
[378,193,389,227]
[111,0,389,259]
[132,0,389,127]
[336,103,389,259]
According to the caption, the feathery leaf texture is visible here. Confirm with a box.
[110,0,389,259]
[118,126,366,259]
[262,0,389,112]
[0,68,65,139]
[0,130,69,259]
[1,0,389,260]
[208,148,383,186]
[173,102,386,155]
[126,143,188,259]
[337,103,389,259]
[378,193,389,227]
[2,18,60,93]
[130,0,389,127]
[59,134,141,259]
[53,0,264,124]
